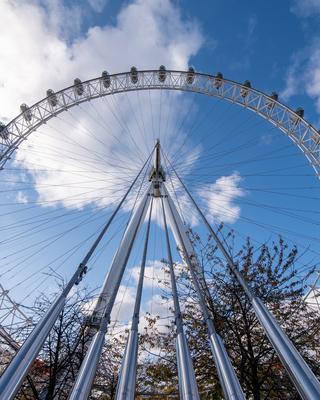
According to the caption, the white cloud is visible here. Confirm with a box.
[88,0,108,13]
[16,191,29,204]
[130,260,170,290]
[40,0,84,40]
[166,180,200,227]
[82,284,173,335]
[0,0,203,120]
[0,0,204,210]
[81,260,192,339]
[284,3,320,112]
[291,0,320,17]
[197,172,246,224]
[282,39,320,114]
[111,284,136,322]
[281,54,302,101]
[140,293,173,333]
[81,283,136,322]
[304,45,320,112]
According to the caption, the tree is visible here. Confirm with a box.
[3,234,319,399]
[137,313,178,398]
[140,233,320,399]
[8,287,125,400]
[190,232,320,399]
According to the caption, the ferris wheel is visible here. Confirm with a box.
[0,67,319,400]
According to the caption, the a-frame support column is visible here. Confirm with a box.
[161,196,200,400]
[91,187,152,323]
[69,187,152,400]
[163,186,245,400]
[115,198,154,400]
[173,171,320,400]
[148,140,200,399]
[0,159,150,400]
[162,185,204,279]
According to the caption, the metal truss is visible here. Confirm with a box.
[305,272,320,313]
[1,69,320,176]
[0,283,32,353]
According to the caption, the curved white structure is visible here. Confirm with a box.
[1,68,320,176]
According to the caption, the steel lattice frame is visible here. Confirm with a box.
[1,69,320,176]
[1,69,320,400]
[0,283,32,351]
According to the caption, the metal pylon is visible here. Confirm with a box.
[115,140,200,400]
[161,196,200,400]
[69,188,152,400]
[170,164,320,400]
[0,156,152,400]
[151,141,241,399]
[115,199,154,400]
[163,189,245,400]
[3,139,320,400]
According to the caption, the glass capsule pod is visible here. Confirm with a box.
[130,66,138,84]
[46,89,58,107]
[240,80,251,98]
[266,92,278,111]
[74,78,84,96]
[0,121,8,139]
[186,67,195,84]
[158,65,166,83]
[291,107,304,126]
[214,72,223,89]
[20,103,32,122]
[102,71,111,88]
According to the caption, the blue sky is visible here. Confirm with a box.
[36,0,320,114]
[1,0,320,330]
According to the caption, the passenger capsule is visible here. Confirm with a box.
[266,92,278,110]
[20,103,32,122]
[74,78,84,96]
[240,80,251,98]
[46,89,58,107]
[291,107,304,126]
[102,71,111,88]
[295,107,304,118]
[130,66,138,84]
[186,67,195,84]
[214,72,223,89]
[0,122,8,139]
[158,65,166,83]
[271,92,278,101]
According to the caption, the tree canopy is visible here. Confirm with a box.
[5,235,320,399]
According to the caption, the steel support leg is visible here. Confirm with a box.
[0,168,148,400]
[0,159,151,400]
[68,189,151,400]
[115,330,139,400]
[116,199,153,400]
[163,189,245,400]
[174,173,320,400]
[162,185,205,280]
[91,187,152,321]
[161,197,200,400]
